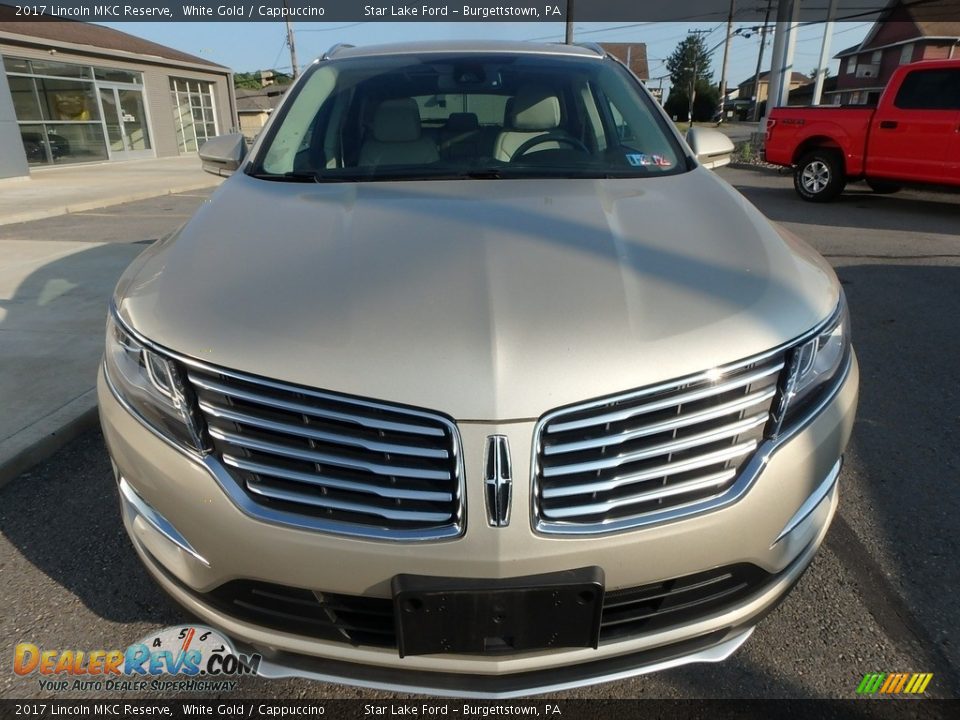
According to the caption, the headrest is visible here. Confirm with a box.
[372,98,423,143]
[445,112,479,132]
[509,86,561,131]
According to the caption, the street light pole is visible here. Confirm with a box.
[565,0,574,44]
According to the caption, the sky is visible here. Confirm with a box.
[102,20,873,96]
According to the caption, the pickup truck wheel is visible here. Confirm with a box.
[794,151,845,202]
[866,179,902,194]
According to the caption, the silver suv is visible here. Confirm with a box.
[99,41,858,697]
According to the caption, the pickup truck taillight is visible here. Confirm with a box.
[765,118,776,141]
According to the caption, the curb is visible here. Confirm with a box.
[0,389,100,489]
[0,180,220,228]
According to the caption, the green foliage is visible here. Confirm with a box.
[665,33,714,97]
[233,70,293,90]
[664,79,720,122]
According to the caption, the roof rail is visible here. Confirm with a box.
[575,42,607,57]
[323,43,355,60]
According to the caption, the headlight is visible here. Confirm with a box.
[778,295,851,430]
[104,310,207,453]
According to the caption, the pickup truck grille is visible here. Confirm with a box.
[534,354,785,533]
[188,366,464,540]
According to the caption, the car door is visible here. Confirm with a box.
[866,67,960,184]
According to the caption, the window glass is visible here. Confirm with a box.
[35,77,101,121]
[254,54,685,181]
[899,44,914,65]
[3,56,30,74]
[28,59,92,79]
[93,67,143,84]
[170,77,219,153]
[7,76,42,121]
[894,69,960,110]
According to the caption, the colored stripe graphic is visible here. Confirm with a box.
[856,673,886,694]
[857,672,932,694]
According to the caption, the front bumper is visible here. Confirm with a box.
[98,353,858,697]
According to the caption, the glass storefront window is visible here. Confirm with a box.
[170,77,219,153]
[94,67,143,84]
[7,75,42,121]
[18,123,108,165]
[35,77,101,122]
[4,55,149,165]
[3,57,30,73]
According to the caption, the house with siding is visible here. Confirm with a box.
[829,0,960,105]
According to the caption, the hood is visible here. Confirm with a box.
[117,168,838,421]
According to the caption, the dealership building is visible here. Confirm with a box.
[0,10,236,180]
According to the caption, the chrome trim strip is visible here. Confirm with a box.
[532,350,853,536]
[544,387,777,456]
[104,363,465,542]
[198,400,449,459]
[542,441,757,500]
[189,373,444,438]
[546,363,783,434]
[244,483,452,524]
[773,458,842,546]
[208,427,452,481]
[542,414,768,478]
[221,455,453,502]
[118,477,209,567]
[255,628,754,700]
[542,470,737,520]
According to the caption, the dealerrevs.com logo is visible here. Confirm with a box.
[14,626,261,693]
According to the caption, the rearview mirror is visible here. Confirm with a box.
[685,127,735,169]
[198,133,248,177]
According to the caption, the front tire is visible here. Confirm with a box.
[794,150,846,202]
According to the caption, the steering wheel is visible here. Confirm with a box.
[510,134,590,162]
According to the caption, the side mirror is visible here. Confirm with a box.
[685,127,735,169]
[198,133,248,177]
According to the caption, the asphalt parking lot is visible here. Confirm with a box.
[1,168,958,700]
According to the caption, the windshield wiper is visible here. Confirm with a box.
[248,170,320,183]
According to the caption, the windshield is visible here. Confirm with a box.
[251,52,688,182]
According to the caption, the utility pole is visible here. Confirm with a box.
[284,0,299,78]
[565,0,574,44]
[717,0,736,124]
[686,29,711,129]
[813,0,839,105]
[751,0,772,122]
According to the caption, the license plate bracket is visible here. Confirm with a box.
[392,567,604,657]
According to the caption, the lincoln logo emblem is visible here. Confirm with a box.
[484,435,512,527]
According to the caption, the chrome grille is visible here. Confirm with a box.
[188,367,463,540]
[534,354,785,533]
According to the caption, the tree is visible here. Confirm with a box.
[233,70,293,90]
[665,79,720,122]
[665,33,714,101]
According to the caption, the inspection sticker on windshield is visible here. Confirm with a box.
[626,153,652,167]
[626,153,673,168]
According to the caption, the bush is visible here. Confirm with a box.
[664,81,720,122]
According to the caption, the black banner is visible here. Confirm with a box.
[0,700,959,720]
[1,0,959,23]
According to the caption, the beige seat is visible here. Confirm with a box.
[359,99,439,166]
[493,86,571,162]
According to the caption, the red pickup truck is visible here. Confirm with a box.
[764,59,960,201]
